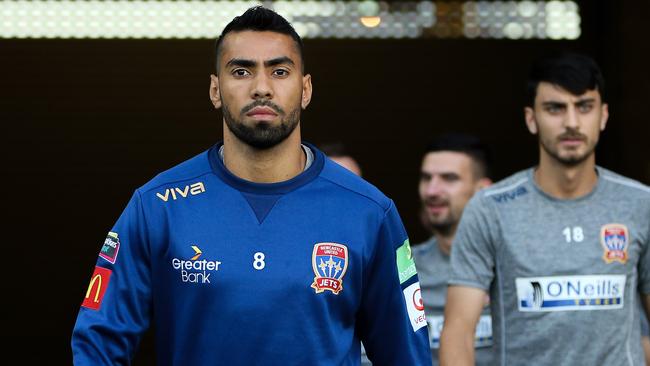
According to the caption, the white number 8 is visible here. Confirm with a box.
[253,252,266,270]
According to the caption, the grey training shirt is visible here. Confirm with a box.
[413,237,494,366]
[449,167,650,366]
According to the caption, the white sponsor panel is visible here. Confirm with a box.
[516,274,626,312]
[403,282,427,332]
[474,315,493,347]
[427,315,492,349]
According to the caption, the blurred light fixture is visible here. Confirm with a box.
[0,0,580,40]
[360,16,381,28]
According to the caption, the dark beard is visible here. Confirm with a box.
[537,124,596,167]
[540,136,595,167]
[430,222,455,236]
[223,99,300,150]
[420,207,455,236]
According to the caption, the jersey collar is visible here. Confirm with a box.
[208,141,324,195]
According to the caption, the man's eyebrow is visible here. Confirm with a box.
[541,101,567,107]
[225,58,256,68]
[575,98,596,105]
[264,56,295,67]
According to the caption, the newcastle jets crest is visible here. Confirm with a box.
[311,243,348,295]
[601,223,629,264]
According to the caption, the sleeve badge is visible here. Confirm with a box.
[99,232,120,264]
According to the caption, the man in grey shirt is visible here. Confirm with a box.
[440,53,650,366]
[412,134,492,365]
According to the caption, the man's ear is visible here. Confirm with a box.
[524,106,538,134]
[474,177,492,192]
[301,74,313,109]
[600,103,609,131]
[209,74,222,109]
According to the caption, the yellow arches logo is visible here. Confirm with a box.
[81,266,112,310]
[85,274,103,303]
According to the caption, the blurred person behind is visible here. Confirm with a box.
[321,142,362,176]
[413,133,493,365]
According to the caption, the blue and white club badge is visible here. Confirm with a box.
[601,223,629,264]
[311,243,348,295]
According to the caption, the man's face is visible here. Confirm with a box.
[209,31,312,149]
[525,82,608,166]
[419,151,485,234]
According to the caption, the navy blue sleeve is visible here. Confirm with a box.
[358,201,432,366]
[71,191,152,365]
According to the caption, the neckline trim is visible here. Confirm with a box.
[527,166,603,203]
[208,141,324,195]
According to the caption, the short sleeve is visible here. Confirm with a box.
[638,203,650,294]
[448,195,498,291]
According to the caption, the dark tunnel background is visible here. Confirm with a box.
[1,1,648,363]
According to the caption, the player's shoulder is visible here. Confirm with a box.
[412,237,437,258]
[137,148,213,195]
[317,156,392,213]
[476,168,533,204]
[598,166,650,197]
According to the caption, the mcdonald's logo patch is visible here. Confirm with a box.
[81,266,112,310]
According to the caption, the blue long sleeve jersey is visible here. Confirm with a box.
[72,143,431,366]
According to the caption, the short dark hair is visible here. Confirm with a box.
[214,6,304,74]
[423,133,491,179]
[525,53,605,107]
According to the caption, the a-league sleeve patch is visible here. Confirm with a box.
[81,266,112,310]
[396,239,417,284]
[99,232,120,264]
[403,282,427,332]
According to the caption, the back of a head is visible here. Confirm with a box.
[214,6,304,73]
[320,142,350,158]
[526,53,605,107]
[320,142,362,177]
[424,133,491,179]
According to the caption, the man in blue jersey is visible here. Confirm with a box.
[440,54,650,365]
[72,6,431,366]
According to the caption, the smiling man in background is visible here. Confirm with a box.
[413,133,492,365]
